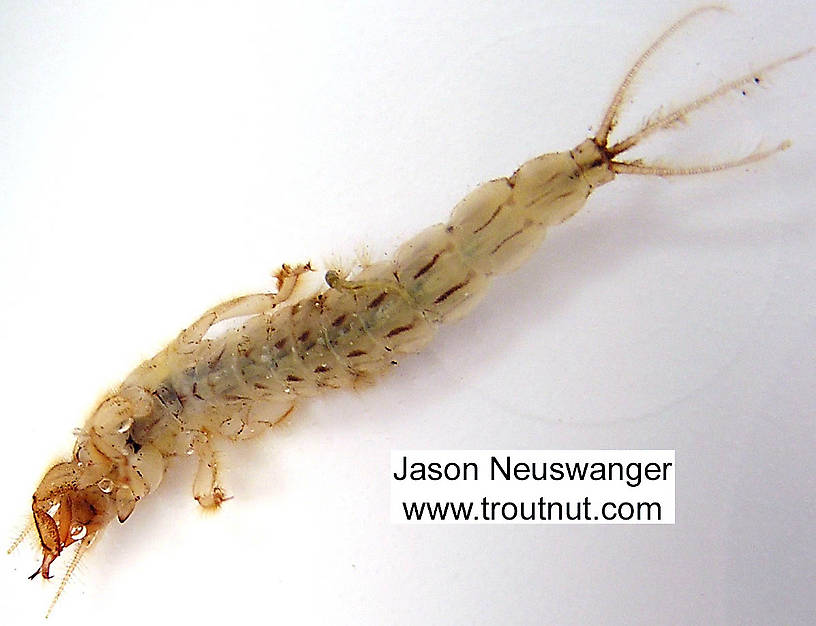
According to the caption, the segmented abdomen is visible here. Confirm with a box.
[174,149,592,411]
[179,275,434,405]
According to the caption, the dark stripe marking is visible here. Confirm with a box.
[367,291,388,309]
[491,228,524,255]
[208,347,226,369]
[413,253,441,279]
[386,324,414,338]
[474,204,504,234]
[434,280,468,304]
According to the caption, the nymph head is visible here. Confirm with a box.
[30,460,116,580]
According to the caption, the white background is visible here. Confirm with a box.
[1,1,814,624]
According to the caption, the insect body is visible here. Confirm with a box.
[9,6,811,616]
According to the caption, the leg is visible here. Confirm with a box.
[175,262,313,356]
[192,434,229,509]
[191,400,295,508]
[216,399,296,441]
[127,263,314,389]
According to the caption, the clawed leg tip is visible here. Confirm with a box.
[195,488,233,510]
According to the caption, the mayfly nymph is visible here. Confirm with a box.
[8,6,811,616]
